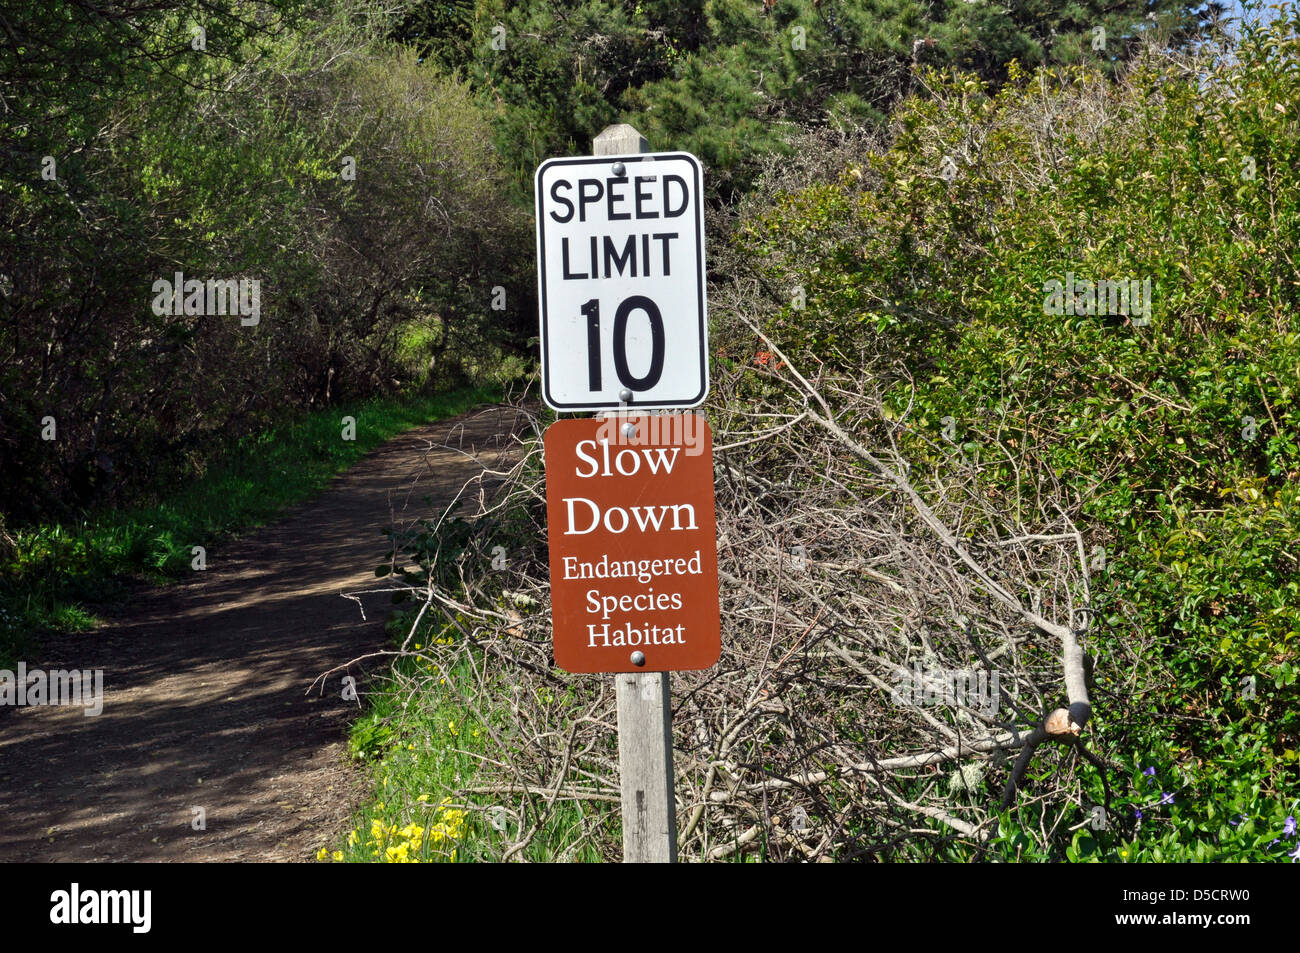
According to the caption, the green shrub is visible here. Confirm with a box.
[723,13,1300,860]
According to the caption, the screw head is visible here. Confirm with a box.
[611,161,626,176]
[622,422,637,438]
[618,388,633,403]
[630,651,646,667]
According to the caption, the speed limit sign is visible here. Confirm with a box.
[534,152,708,411]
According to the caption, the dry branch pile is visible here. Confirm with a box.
[361,325,1110,860]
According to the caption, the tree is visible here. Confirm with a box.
[0,1,526,520]
[392,0,1230,198]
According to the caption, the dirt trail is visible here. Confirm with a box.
[0,405,521,862]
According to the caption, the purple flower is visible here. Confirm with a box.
[1160,792,1174,806]
[1229,815,1241,827]
[1134,807,1143,820]
[1289,842,1300,863]
[1143,766,1156,787]
[1284,815,1296,837]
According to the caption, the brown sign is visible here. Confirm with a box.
[544,414,720,673]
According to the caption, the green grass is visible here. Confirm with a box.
[0,385,500,668]
[321,610,612,863]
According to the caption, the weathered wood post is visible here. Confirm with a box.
[594,122,678,864]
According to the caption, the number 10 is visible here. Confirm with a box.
[581,295,665,393]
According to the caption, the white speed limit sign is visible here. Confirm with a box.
[534,152,708,412]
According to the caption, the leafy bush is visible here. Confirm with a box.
[719,12,1299,859]
[0,1,528,525]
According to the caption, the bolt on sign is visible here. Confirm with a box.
[544,414,720,673]
[534,152,708,412]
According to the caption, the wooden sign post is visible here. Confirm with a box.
[534,123,717,862]
[599,125,678,864]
